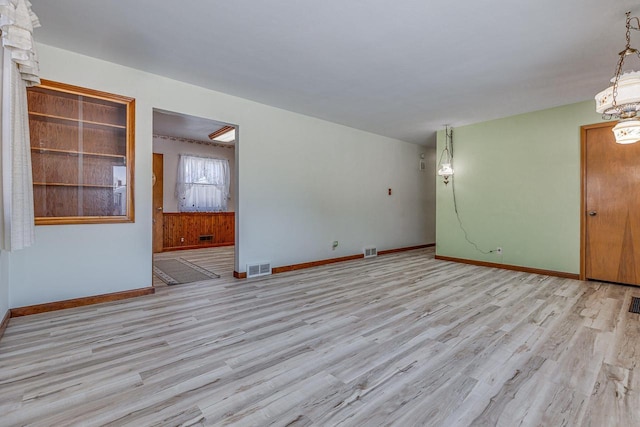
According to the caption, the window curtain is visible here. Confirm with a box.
[0,0,39,251]
[176,155,230,212]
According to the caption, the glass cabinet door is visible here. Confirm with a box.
[27,80,135,224]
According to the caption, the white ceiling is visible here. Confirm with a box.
[152,109,234,145]
[29,0,639,146]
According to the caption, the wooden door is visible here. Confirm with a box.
[152,153,164,253]
[583,122,640,285]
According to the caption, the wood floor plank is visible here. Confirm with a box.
[581,362,640,427]
[1,247,639,425]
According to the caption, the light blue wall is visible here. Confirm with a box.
[0,251,8,318]
[8,43,436,307]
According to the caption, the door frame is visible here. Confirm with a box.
[152,152,164,253]
[151,109,240,279]
[579,121,616,281]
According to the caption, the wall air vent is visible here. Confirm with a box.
[247,262,272,278]
[364,247,377,258]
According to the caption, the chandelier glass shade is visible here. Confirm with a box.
[437,163,454,180]
[595,71,640,118]
[612,119,640,143]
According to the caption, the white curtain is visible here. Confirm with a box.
[0,0,39,251]
[176,155,230,212]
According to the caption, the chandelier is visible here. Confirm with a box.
[595,12,640,144]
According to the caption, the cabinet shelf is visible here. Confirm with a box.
[31,147,125,161]
[33,182,118,189]
[29,111,126,129]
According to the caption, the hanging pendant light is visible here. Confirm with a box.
[437,162,454,184]
[438,126,454,185]
[595,12,640,144]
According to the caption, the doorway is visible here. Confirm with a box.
[152,109,238,283]
[581,121,640,285]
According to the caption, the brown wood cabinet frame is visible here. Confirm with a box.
[28,79,135,225]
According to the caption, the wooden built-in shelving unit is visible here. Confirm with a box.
[27,80,135,224]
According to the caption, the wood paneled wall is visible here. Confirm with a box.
[163,212,234,250]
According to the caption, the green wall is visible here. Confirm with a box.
[435,100,604,274]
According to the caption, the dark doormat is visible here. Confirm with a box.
[153,258,220,285]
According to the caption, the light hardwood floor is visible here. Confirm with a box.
[152,246,235,287]
[1,248,639,426]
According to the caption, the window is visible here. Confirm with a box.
[176,155,230,212]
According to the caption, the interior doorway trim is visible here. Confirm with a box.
[151,108,239,279]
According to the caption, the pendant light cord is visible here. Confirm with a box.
[445,127,493,255]
[450,173,493,255]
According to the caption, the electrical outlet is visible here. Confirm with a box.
[496,247,503,255]
[180,237,185,243]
